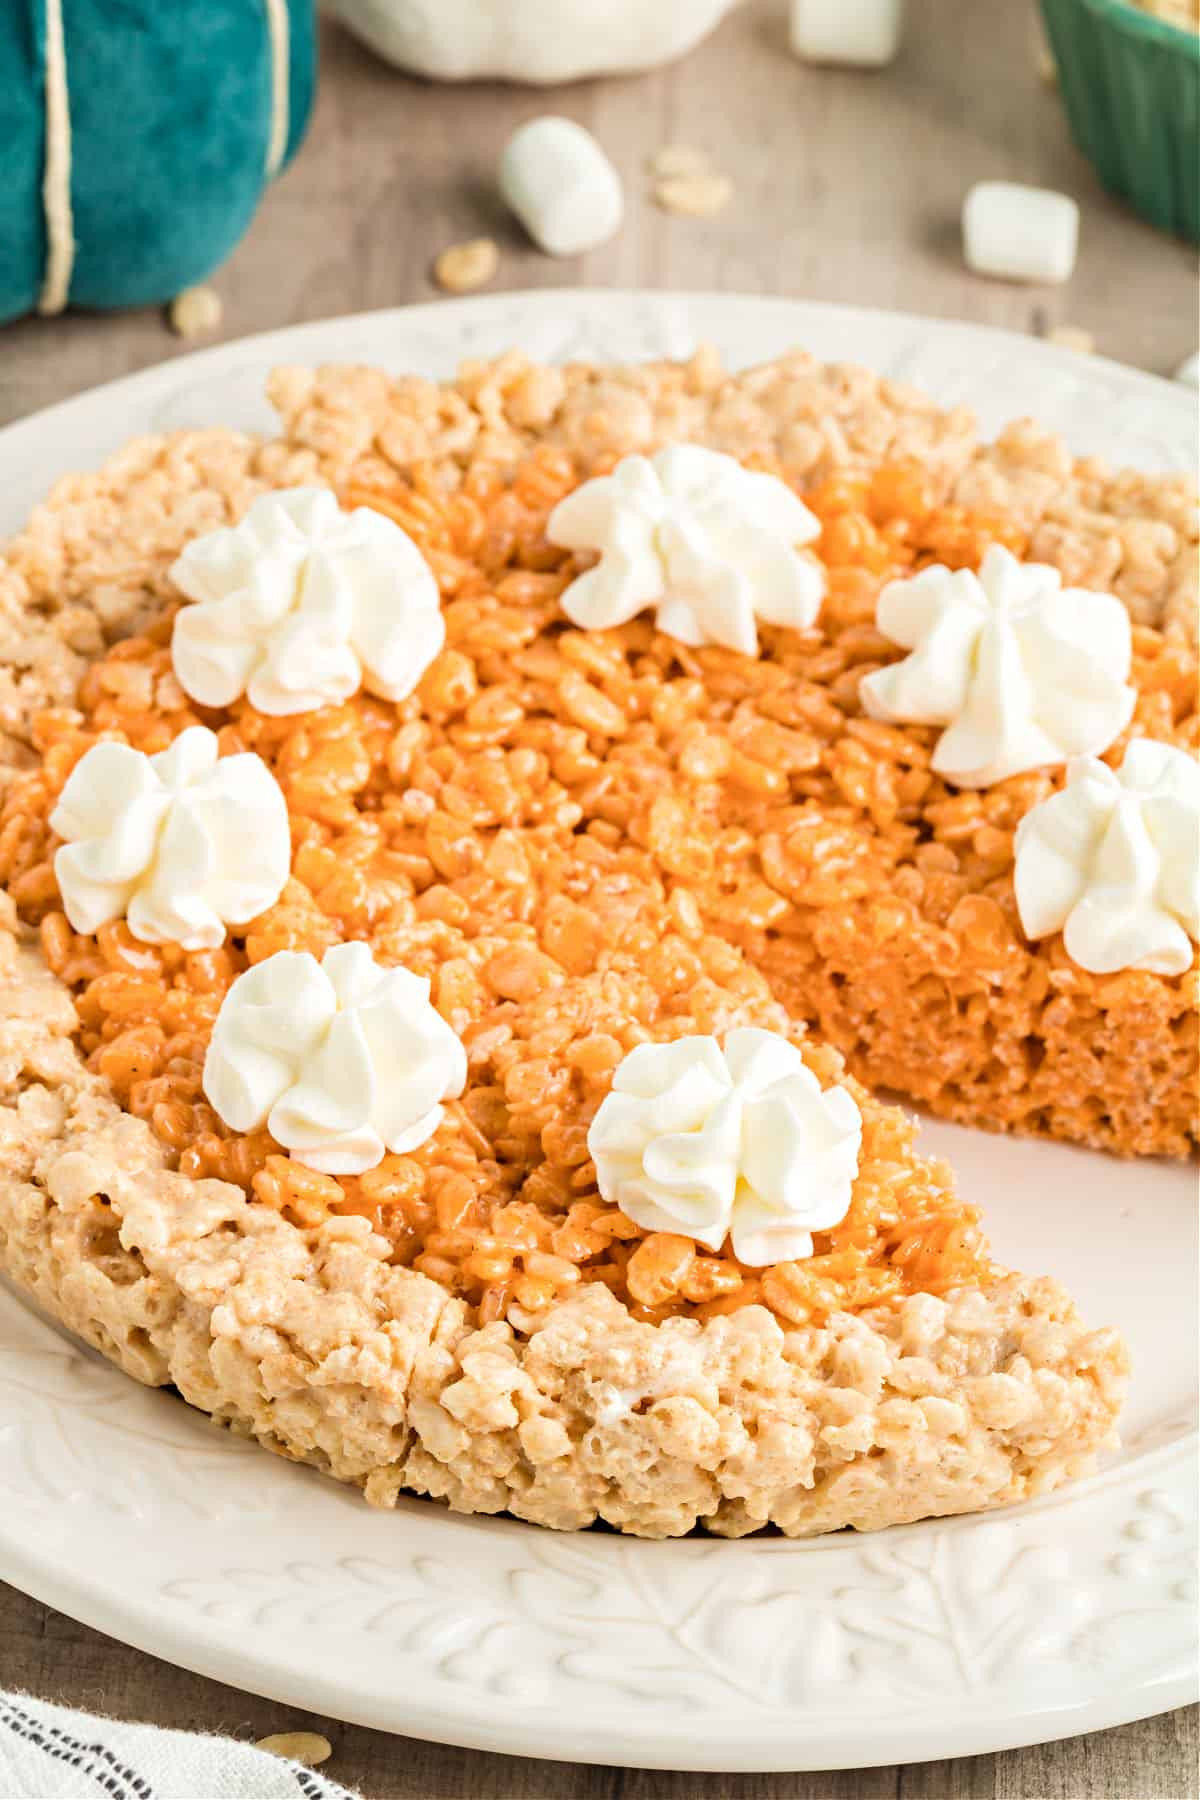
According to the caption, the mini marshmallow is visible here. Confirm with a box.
[963,182,1079,284]
[499,117,623,257]
[789,0,904,66]
[1174,352,1199,388]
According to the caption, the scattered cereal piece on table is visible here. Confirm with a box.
[647,144,711,178]
[255,1732,333,1767]
[1031,18,1058,84]
[789,0,904,65]
[654,172,733,217]
[499,116,623,256]
[963,181,1079,283]
[433,237,500,293]
[1047,324,1094,353]
[168,285,222,338]
[1174,352,1199,386]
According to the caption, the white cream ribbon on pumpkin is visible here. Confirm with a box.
[37,0,291,317]
[37,0,74,315]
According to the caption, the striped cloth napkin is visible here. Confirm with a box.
[0,1691,360,1800]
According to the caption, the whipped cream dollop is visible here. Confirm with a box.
[859,544,1135,788]
[50,727,290,950]
[170,487,445,716]
[204,940,468,1175]
[587,1028,862,1266]
[1014,739,1200,976]
[547,446,825,654]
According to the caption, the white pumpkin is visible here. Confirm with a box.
[326,0,740,83]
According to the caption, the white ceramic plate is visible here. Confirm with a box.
[0,294,1196,1772]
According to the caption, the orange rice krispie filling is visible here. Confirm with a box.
[1,448,1193,1328]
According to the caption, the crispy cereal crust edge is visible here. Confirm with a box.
[0,348,1149,1537]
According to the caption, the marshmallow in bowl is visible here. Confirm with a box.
[789,0,904,65]
[963,182,1079,284]
[499,117,623,257]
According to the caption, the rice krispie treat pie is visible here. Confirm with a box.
[1,343,1192,1538]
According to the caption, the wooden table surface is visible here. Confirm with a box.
[0,3,1196,1795]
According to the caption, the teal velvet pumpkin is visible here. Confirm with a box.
[0,0,316,324]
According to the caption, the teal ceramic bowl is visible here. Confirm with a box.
[1039,0,1199,240]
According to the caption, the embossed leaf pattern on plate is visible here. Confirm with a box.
[0,1298,272,1521]
[143,1469,1198,1725]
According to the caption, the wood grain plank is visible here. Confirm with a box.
[900,1707,1199,1800]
